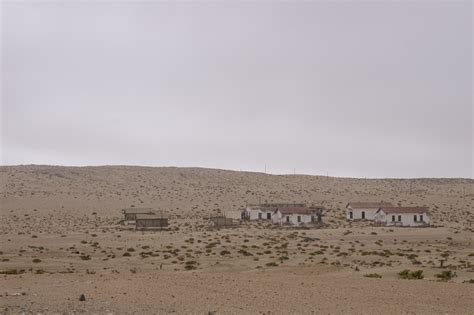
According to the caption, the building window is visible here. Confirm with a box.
[392,215,395,222]
[297,216,301,223]
[361,211,365,219]
[349,212,353,219]
[258,213,262,220]
[414,215,417,222]
[420,215,424,222]
[398,215,401,221]
[286,216,290,223]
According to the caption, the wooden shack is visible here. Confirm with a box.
[122,208,155,225]
[135,213,169,230]
[210,216,236,229]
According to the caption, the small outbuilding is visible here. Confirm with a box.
[210,216,236,229]
[122,208,155,225]
[135,213,169,230]
[374,207,430,227]
[345,202,393,221]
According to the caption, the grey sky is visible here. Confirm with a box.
[1,1,472,178]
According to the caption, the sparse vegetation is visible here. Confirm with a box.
[364,273,382,278]
[398,270,424,280]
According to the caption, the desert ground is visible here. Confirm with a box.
[1,165,473,314]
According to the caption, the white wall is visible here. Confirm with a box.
[346,207,379,221]
[272,211,313,226]
[246,207,273,220]
[374,211,430,227]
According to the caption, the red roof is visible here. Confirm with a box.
[346,202,393,209]
[378,207,429,214]
[277,207,312,215]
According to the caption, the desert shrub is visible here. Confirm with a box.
[238,249,253,256]
[398,269,424,280]
[80,255,91,260]
[184,261,197,270]
[265,262,278,267]
[123,252,131,257]
[220,250,231,256]
[0,269,25,275]
[435,270,456,281]
[32,258,42,263]
[463,279,474,284]
[364,273,382,279]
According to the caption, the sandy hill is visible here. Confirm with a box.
[1,165,473,313]
[1,165,472,226]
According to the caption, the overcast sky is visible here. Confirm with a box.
[1,1,472,178]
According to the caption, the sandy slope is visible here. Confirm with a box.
[1,165,473,314]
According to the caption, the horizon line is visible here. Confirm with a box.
[1,163,472,181]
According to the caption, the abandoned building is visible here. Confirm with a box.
[242,203,324,226]
[345,201,394,221]
[243,203,306,221]
[122,208,156,225]
[374,207,431,227]
[272,207,317,226]
[135,213,169,230]
[209,216,236,229]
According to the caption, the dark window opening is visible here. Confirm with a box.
[349,212,353,219]
[297,216,301,223]
[392,215,395,222]
[267,213,271,220]
[398,215,401,221]
[361,211,365,219]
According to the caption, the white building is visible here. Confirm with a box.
[244,205,274,220]
[345,202,393,221]
[272,207,315,226]
[243,203,305,221]
[374,207,430,227]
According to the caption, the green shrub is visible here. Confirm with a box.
[398,269,424,280]
[435,270,456,281]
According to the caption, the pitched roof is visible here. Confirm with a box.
[277,207,312,215]
[378,207,429,214]
[346,202,393,209]
[247,203,306,212]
